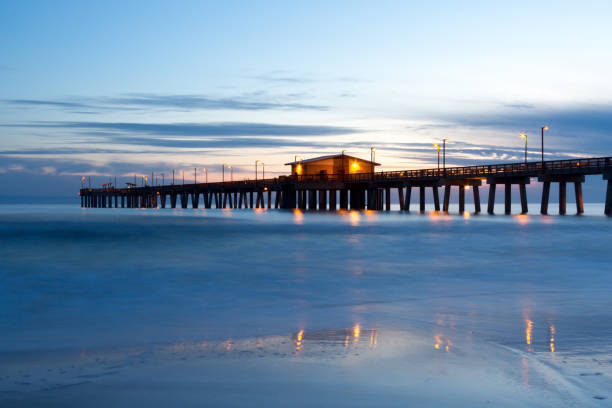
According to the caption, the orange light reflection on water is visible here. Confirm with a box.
[349,211,361,226]
[295,329,304,353]
[514,214,530,225]
[549,324,555,353]
[353,324,361,344]
[293,209,304,225]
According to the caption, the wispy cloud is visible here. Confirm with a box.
[4,121,359,137]
[4,93,327,113]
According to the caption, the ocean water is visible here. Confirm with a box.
[1,203,611,407]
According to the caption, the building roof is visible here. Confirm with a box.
[284,154,380,166]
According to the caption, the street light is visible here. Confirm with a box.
[370,147,376,173]
[255,160,261,181]
[434,144,440,171]
[520,133,528,164]
[172,169,175,185]
[194,167,197,184]
[181,170,184,185]
[81,176,85,188]
[541,126,549,168]
[202,168,208,183]
[258,161,264,180]
[223,164,232,182]
[161,173,165,186]
[442,138,449,172]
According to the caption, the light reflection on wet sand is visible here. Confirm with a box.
[0,323,607,407]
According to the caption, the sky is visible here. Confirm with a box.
[1,0,612,198]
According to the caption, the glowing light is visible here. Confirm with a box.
[353,324,361,343]
[369,330,378,349]
[515,214,529,225]
[433,335,452,352]
[352,162,358,168]
[543,126,549,130]
[293,209,304,225]
[550,324,555,353]
[296,329,304,352]
[462,211,471,219]
[349,211,361,226]
[525,319,533,348]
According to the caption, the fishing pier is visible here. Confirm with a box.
[80,156,612,215]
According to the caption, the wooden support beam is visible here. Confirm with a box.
[385,187,391,211]
[473,186,481,213]
[487,183,496,214]
[574,182,584,214]
[329,189,337,211]
[459,186,465,213]
[308,190,317,210]
[519,184,528,214]
[268,190,272,209]
[419,186,425,212]
[249,191,254,208]
[340,189,348,210]
[274,191,280,208]
[541,181,550,215]
[319,190,327,210]
[192,192,199,208]
[367,188,375,210]
[504,184,511,214]
[171,194,177,209]
[432,186,440,211]
[398,187,404,211]
[443,185,451,212]
[405,185,411,212]
[559,181,566,215]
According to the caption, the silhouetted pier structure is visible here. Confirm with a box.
[80,156,612,215]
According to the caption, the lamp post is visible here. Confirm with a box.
[194,167,197,184]
[258,161,264,180]
[520,133,527,165]
[181,170,184,185]
[203,168,208,183]
[172,169,175,185]
[434,143,440,173]
[370,147,376,175]
[161,173,165,186]
[442,138,449,173]
[255,160,260,181]
[541,126,549,169]
[223,164,232,182]
[81,176,85,188]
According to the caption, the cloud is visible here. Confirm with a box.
[249,74,312,84]
[102,94,327,111]
[425,104,612,138]
[107,136,332,149]
[4,93,327,113]
[5,121,359,137]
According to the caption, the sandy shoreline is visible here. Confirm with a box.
[2,327,609,407]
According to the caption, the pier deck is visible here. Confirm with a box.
[80,156,612,215]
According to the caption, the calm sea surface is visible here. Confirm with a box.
[1,203,611,407]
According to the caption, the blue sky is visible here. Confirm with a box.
[1,1,612,196]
